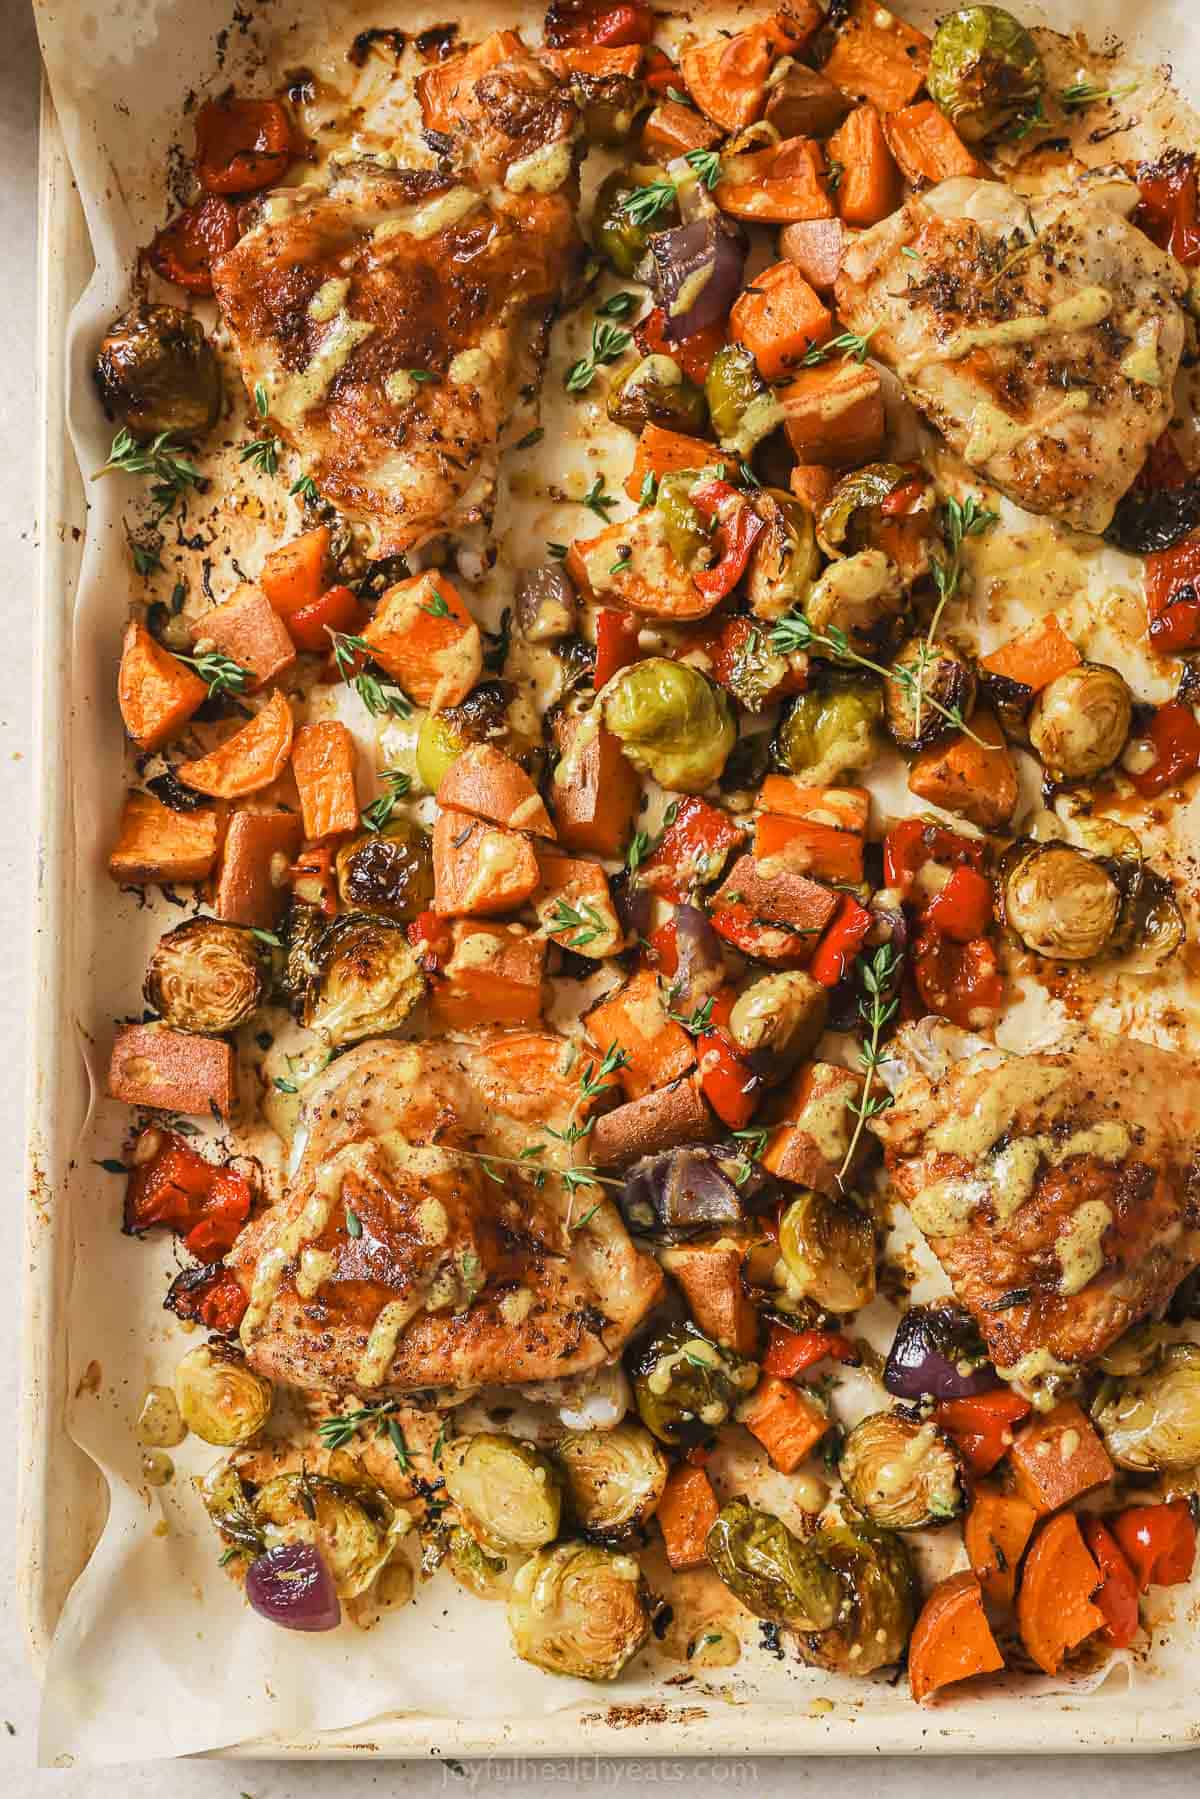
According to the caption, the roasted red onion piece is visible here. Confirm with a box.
[670,903,725,1014]
[648,217,746,343]
[245,1543,342,1631]
[620,1142,770,1241]
[883,1305,998,1401]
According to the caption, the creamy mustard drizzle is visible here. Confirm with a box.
[904,285,1113,377]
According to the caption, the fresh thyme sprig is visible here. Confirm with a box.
[95,428,203,521]
[838,942,901,1187]
[546,897,610,950]
[626,830,651,876]
[684,147,722,190]
[361,768,412,833]
[565,319,633,393]
[326,629,413,719]
[667,995,715,1034]
[619,178,677,227]
[1060,77,1137,110]
[798,325,879,369]
[730,1126,769,1186]
[582,475,618,521]
[240,435,281,477]
[912,493,998,739]
[290,473,319,502]
[318,1399,410,1470]
[420,588,452,619]
[596,291,638,321]
[178,650,252,698]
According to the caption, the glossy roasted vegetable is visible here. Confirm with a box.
[335,821,434,923]
[593,168,663,276]
[840,1413,964,1530]
[300,912,424,1044]
[647,215,747,344]
[1028,663,1132,781]
[1107,479,1200,555]
[745,490,821,622]
[1093,1343,1200,1472]
[415,711,469,794]
[884,1305,996,1401]
[144,919,264,1034]
[515,565,578,644]
[655,471,713,572]
[252,1469,404,1597]
[817,463,925,561]
[174,1343,272,1446]
[442,1432,563,1554]
[884,638,977,752]
[607,353,709,436]
[508,1541,651,1680]
[706,1497,840,1630]
[773,677,884,785]
[556,1420,669,1543]
[619,1144,755,1242]
[629,1320,758,1448]
[415,680,546,794]
[778,1189,876,1313]
[797,1519,917,1676]
[94,301,222,440]
[705,343,785,459]
[728,971,827,1065]
[570,70,649,144]
[927,5,1045,144]
[1002,842,1121,962]
[447,1525,510,1599]
[805,550,905,648]
[603,657,736,791]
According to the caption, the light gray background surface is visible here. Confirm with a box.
[1,0,1197,1787]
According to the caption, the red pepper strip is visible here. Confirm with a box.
[545,0,655,47]
[880,473,926,516]
[642,46,680,93]
[913,929,1002,1027]
[643,918,679,976]
[1080,1516,1141,1649]
[641,795,744,900]
[124,1135,252,1263]
[164,1262,249,1335]
[195,96,293,195]
[1136,153,1200,267]
[287,584,365,654]
[593,606,642,688]
[924,865,993,943]
[697,1029,759,1128]
[808,895,872,987]
[763,1321,857,1379]
[934,1390,1031,1476]
[1110,1501,1197,1591]
[148,195,240,294]
[689,480,766,602]
[1130,700,1200,797]
[290,845,338,917]
[637,306,726,385]
[882,816,984,898]
[684,1442,711,1466]
[407,908,455,974]
[1145,534,1200,655]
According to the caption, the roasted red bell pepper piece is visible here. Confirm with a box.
[195,96,293,195]
[643,918,679,976]
[1110,1501,1197,1591]
[593,606,642,689]
[641,796,744,900]
[709,902,812,963]
[407,908,455,974]
[763,1322,857,1379]
[1136,151,1200,267]
[125,1133,253,1263]
[642,46,680,94]
[689,481,766,602]
[697,1030,759,1128]
[924,865,993,942]
[1080,1516,1141,1649]
[1145,534,1200,654]
[882,815,984,897]
[287,584,365,654]
[934,1389,1031,1476]
[289,845,338,917]
[164,1262,249,1335]
[913,928,1002,1026]
[808,895,872,987]
[1129,700,1200,797]
[544,0,655,47]
[637,306,726,385]
[148,195,240,294]
[880,473,927,516]
[707,614,807,708]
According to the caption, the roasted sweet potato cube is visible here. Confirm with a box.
[763,1061,864,1192]
[589,1079,718,1169]
[432,808,540,918]
[213,809,303,926]
[190,582,296,690]
[781,359,885,467]
[533,849,622,959]
[657,1464,720,1570]
[291,720,360,841]
[108,790,220,886]
[661,1243,759,1355]
[741,1375,829,1472]
[437,743,555,838]
[108,1022,237,1118]
[712,853,839,939]
[1009,1401,1114,1515]
[430,922,546,1030]
[117,620,207,752]
[362,572,481,710]
[551,714,641,859]
[583,968,696,1101]
[908,708,1018,831]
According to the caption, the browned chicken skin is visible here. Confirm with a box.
[872,1022,1200,1382]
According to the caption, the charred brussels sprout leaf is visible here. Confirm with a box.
[705,344,784,459]
[556,1420,669,1543]
[1028,662,1132,781]
[884,638,977,752]
[607,354,709,436]
[447,1524,510,1599]
[928,5,1045,145]
[797,1519,917,1675]
[301,913,424,1045]
[630,1320,758,1447]
[174,1343,272,1447]
[283,902,325,1011]
[1002,841,1120,962]
[94,301,223,441]
[335,821,434,923]
[508,1541,651,1680]
[817,462,911,558]
[839,1412,964,1529]
[442,1432,563,1553]
[593,169,660,276]
[144,918,265,1033]
[1093,1343,1200,1472]
[655,471,713,572]
[706,1497,840,1630]
[778,1189,876,1313]
[746,490,821,622]
[252,1469,404,1597]
[773,677,883,786]
[603,657,736,791]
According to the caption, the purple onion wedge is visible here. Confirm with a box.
[647,216,746,343]
[669,903,725,1016]
[245,1542,342,1632]
[621,1143,762,1242]
[883,1305,998,1402]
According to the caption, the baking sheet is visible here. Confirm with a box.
[24,0,1200,1766]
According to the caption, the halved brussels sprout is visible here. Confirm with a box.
[779,1189,876,1314]
[1096,1323,1173,1379]
[927,5,1045,145]
[416,680,546,793]
[719,619,802,714]
[415,711,468,794]
[144,919,265,1034]
[1003,842,1120,962]
[508,1540,651,1680]
[442,1432,563,1553]
[556,1420,669,1543]
[1124,868,1186,970]
[174,1343,272,1447]
[335,821,434,923]
[253,1469,403,1597]
[603,658,736,792]
[607,354,709,436]
[629,1321,758,1448]
[805,551,905,649]
[817,463,925,563]
[773,677,884,786]
[1093,1343,1200,1472]
[656,470,714,573]
[745,490,821,622]
[201,1459,269,1554]
[706,1496,840,1630]
[94,301,222,440]
[839,1412,963,1530]
[301,912,424,1044]
[1029,663,1132,781]
[884,638,977,752]
[797,1519,917,1676]
[593,168,667,276]
[705,344,784,458]
[728,971,827,1065]
[447,1524,511,1599]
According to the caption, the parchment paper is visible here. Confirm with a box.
[29,0,1200,1765]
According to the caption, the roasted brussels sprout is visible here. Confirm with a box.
[283,901,324,1010]
[301,912,425,1044]
[1124,867,1186,969]
[447,1524,510,1599]
[778,1189,876,1313]
[816,463,929,570]
[655,471,713,572]
[508,1541,651,1680]
[416,681,546,793]
[884,638,977,752]
[745,489,821,622]
[719,618,803,714]
[94,301,222,440]
[593,168,666,275]
[805,551,905,648]
[706,1497,840,1630]
[253,1470,403,1596]
[728,971,828,1065]
[144,918,264,1034]
[415,710,468,793]
[335,821,434,923]
[515,564,578,644]
[1003,842,1120,962]
[773,677,884,785]
[705,343,785,459]
[797,1519,917,1676]
[174,1343,272,1447]
[603,657,736,791]
[629,1321,758,1448]
[1093,1344,1200,1472]
[839,1412,963,1530]
[927,5,1045,145]
[556,1420,669,1542]
[607,354,708,436]
[1028,663,1132,781]
[570,70,649,144]
[442,1432,563,1553]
